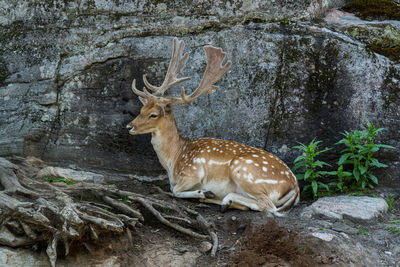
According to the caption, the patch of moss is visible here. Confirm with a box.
[367,44,400,61]
[342,0,400,21]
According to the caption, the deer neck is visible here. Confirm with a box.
[151,113,186,176]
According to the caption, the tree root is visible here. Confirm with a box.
[0,157,218,266]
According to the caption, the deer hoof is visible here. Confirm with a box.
[204,191,216,199]
[221,200,232,213]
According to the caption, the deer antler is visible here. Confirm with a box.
[131,38,232,106]
[143,38,191,96]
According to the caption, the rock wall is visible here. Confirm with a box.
[0,0,399,184]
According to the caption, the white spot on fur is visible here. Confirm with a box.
[208,160,230,166]
[252,154,259,157]
[246,159,253,164]
[255,179,278,184]
[262,167,268,172]
[262,161,268,165]
[254,163,259,167]
[243,167,247,171]
[234,160,239,165]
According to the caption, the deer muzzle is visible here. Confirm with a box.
[126,124,136,134]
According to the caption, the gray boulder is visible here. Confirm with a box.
[309,196,389,222]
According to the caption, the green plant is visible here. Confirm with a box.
[336,120,395,190]
[118,196,132,204]
[348,191,365,196]
[386,194,395,211]
[385,220,400,235]
[292,138,333,199]
[161,207,171,214]
[358,228,369,236]
[385,226,400,235]
[326,165,352,192]
[44,176,75,185]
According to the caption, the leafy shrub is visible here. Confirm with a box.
[293,120,395,198]
[292,138,333,199]
[336,120,394,190]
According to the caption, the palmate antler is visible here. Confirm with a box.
[132,37,232,106]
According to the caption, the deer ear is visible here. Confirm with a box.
[138,96,148,106]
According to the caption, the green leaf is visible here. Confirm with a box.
[368,174,378,184]
[315,147,332,156]
[361,180,366,189]
[318,182,329,191]
[314,160,331,168]
[302,184,311,193]
[294,155,306,163]
[370,146,379,153]
[295,174,304,180]
[375,144,395,149]
[311,180,318,197]
[370,158,388,168]
[353,169,360,181]
[359,166,367,175]
[292,162,306,172]
[304,169,313,180]
[293,143,307,150]
[338,153,351,165]
[337,183,343,190]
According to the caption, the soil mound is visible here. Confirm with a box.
[230,221,317,267]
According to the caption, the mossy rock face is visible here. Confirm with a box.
[343,24,400,62]
[367,44,400,61]
[342,0,400,21]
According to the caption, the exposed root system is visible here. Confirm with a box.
[0,157,217,266]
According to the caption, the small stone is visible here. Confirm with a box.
[231,216,237,221]
[321,255,329,264]
[199,241,212,253]
[311,232,334,242]
[40,114,51,122]
[384,251,392,256]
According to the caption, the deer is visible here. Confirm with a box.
[126,38,300,215]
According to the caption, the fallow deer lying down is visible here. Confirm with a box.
[126,38,300,214]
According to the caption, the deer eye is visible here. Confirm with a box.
[149,114,158,119]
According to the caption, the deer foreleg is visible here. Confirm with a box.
[221,193,277,212]
[172,179,215,199]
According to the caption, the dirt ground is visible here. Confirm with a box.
[55,177,400,267]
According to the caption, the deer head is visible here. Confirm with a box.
[126,38,232,135]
